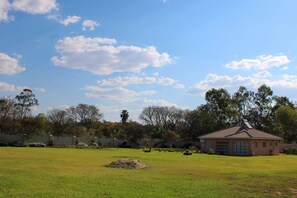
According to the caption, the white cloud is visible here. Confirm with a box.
[52,36,172,75]
[59,15,81,26]
[139,90,157,96]
[82,19,99,31]
[0,52,25,74]
[96,75,184,89]
[12,0,58,14]
[225,55,289,70]
[84,86,140,103]
[0,0,12,21]
[0,81,25,92]
[252,70,271,79]
[188,73,297,95]
[97,76,157,87]
[35,87,46,92]
[175,83,185,89]
[83,85,158,103]
[143,98,189,109]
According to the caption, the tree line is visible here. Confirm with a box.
[0,84,297,143]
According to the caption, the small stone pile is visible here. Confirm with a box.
[106,158,148,169]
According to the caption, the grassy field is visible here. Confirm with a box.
[0,147,296,198]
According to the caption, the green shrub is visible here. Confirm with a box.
[90,142,98,147]
[0,142,8,146]
[208,148,215,155]
[76,142,88,148]
[183,150,192,155]
[27,142,46,147]
[283,148,297,155]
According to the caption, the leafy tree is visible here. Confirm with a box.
[120,109,129,125]
[249,84,273,131]
[67,104,103,130]
[205,88,238,129]
[275,106,297,143]
[232,86,254,120]
[182,105,216,140]
[0,97,17,133]
[48,109,72,136]
[15,89,39,119]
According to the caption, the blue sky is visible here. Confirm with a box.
[1,0,297,121]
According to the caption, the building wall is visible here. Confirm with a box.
[249,140,280,155]
[201,139,280,156]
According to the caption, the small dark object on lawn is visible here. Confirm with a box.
[183,150,192,155]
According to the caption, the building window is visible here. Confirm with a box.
[269,142,272,146]
[254,142,258,148]
[263,142,266,147]
[275,142,278,146]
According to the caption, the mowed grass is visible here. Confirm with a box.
[0,148,296,198]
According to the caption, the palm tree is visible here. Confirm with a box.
[120,110,129,125]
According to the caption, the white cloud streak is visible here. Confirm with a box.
[225,55,289,70]
[84,86,157,103]
[82,19,99,31]
[0,0,12,21]
[0,52,25,74]
[188,73,297,95]
[59,15,81,26]
[12,0,58,14]
[52,36,172,75]
[96,75,184,89]
[0,81,25,92]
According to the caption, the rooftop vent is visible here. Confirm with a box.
[240,119,253,129]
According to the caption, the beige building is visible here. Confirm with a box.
[199,119,282,156]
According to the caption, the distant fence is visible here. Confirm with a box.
[0,133,200,148]
[0,134,121,147]
[280,143,297,152]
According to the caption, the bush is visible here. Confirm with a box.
[183,150,192,155]
[283,148,297,155]
[208,148,215,155]
[0,142,8,146]
[90,142,98,147]
[76,142,88,148]
[27,142,46,147]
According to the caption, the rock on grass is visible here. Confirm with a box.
[106,158,149,169]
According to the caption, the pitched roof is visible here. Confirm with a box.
[199,120,282,140]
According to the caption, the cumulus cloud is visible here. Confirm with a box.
[59,15,81,26]
[142,98,189,109]
[12,0,58,14]
[83,85,157,103]
[52,36,172,75]
[0,0,12,21]
[188,73,297,95]
[96,75,184,89]
[0,81,25,92]
[0,52,25,74]
[225,55,289,70]
[82,19,99,31]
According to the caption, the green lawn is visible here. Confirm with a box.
[0,147,296,198]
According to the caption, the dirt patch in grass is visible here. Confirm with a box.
[106,158,149,169]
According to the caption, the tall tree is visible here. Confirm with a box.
[249,84,273,131]
[232,86,254,120]
[120,109,129,125]
[67,104,103,130]
[275,106,297,143]
[183,105,216,140]
[15,89,39,119]
[48,109,71,136]
[205,88,238,129]
[0,97,17,133]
